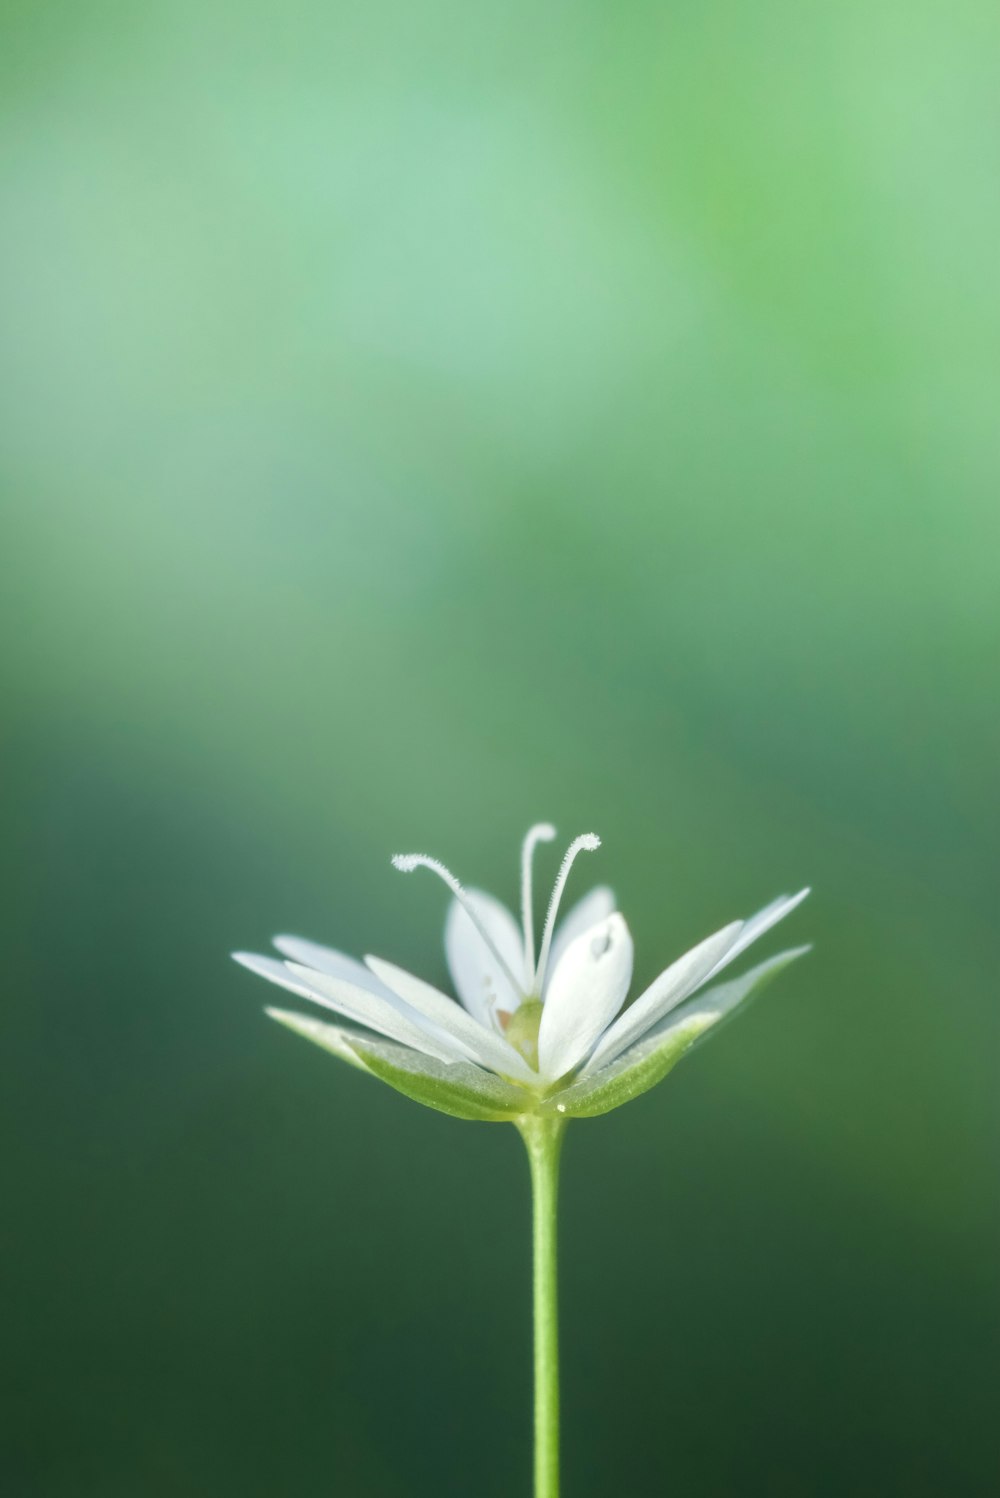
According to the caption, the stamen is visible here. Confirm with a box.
[533,832,601,993]
[392,852,525,997]
[519,823,556,986]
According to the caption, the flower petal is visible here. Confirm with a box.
[233,951,326,1004]
[266,1008,527,1121]
[272,934,398,998]
[233,951,467,1065]
[543,885,615,995]
[705,889,811,979]
[546,947,811,1117]
[444,888,525,1024]
[537,913,634,1081]
[580,920,743,1075]
[365,955,537,1082]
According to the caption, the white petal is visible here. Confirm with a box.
[234,951,466,1065]
[537,913,634,1081]
[272,934,399,998]
[444,888,525,1025]
[543,885,615,995]
[365,955,537,1082]
[581,920,743,1075]
[233,952,324,1004]
[549,946,811,1116]
[645,945,812,1046]
[705,889,810,978]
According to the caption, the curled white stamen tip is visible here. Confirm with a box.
[391,853,422,872]
[529,822,557,842]
[578,833,601,850]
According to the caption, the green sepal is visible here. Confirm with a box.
[266,1006,370,1071]
[543,946,810,1119]
[266,1007,529,1122]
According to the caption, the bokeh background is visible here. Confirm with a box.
[2,2,998,1494]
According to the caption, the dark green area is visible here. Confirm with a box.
[1,1,997,1493]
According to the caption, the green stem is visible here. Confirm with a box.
[518,1114,568,1498]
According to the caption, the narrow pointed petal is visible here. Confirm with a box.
[705,889,811,978]
[543,885,615,995]
[581,920,743,1075]
[283,959,484,1066]
[546,947,811,1117]
[365,955,537,1082]
[272,934,398,999]
[444,888,525,1025]
[537,913,634,1082]
[233,951,327,1004]
[236,951,467,1066]
[266,1008,527,1121]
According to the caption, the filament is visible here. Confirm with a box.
[533,832,601,992]
[392,852,524,996]
[519,823,556,986]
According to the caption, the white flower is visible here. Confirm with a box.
[233,825,810,1121]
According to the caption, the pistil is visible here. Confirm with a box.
[506,998,544,1070]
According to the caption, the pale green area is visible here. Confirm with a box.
[1,1,997,1494]
[520,1115,566,1498]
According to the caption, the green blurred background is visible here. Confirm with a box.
[2,1,997,1494]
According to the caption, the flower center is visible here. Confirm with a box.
[503,999,543,1070]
